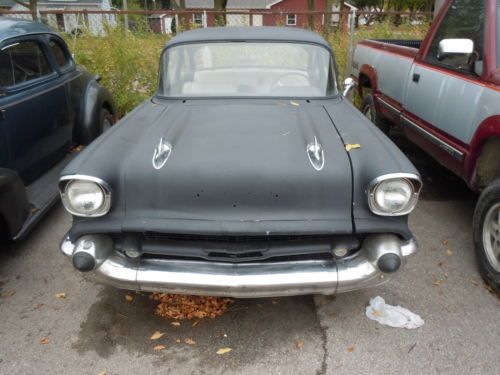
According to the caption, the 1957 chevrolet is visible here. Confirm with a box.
[58,27,422,298]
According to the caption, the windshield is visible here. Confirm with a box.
[159,42,337,98]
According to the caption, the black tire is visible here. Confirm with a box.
[362,91,390,134]
[473,179,500,294]
[99,108,114,135]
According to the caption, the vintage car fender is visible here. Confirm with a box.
[0,168,28,240]
[465,115,500,190]
[74,77,116,145]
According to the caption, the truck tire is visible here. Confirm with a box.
[473,179,500,294]
[99,108,114,134]
[362,92,390,134]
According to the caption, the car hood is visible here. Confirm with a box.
[84,100,353,234]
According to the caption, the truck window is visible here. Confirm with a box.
[0,41,52,87]
[426,0,484,74]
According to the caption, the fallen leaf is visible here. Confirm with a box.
[296,340,305,349]
[318,297,329,306]
[97,371,106,375]
[345,143,361,152]
[347,346,355,353]
[446,249,453,256]
[372,309,384,317]
[125,294,134,302]
[151,294,233,320]
[55,292,66,299]
[171,321,181,327]
[433,279,443,287]
[174,338,181,343]
[40,338,50,345]
[271,300,279,305]
[442,239,449,246]
[290,101,300,106]
[192,320,201,327]
[3,290,16,297]
[470,279,479,286]
[216,347,232,355]
[153,345,166,351]
[150,331,166,340]
[34,303,44,310]
[184,338,196,345]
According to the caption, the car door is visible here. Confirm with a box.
[0,36,72,184]
[402,0,485,175]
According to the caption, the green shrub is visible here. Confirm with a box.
[66,22,429,116]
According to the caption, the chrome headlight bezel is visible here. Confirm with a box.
[367,173,422,216]
[59,175,111,217]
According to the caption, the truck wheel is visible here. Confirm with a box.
[99,108,114,134]
[362,92,390,134]
[473,179,500,294]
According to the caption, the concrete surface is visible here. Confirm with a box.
[0,145,499,375]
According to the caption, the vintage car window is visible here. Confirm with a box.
[0,41,52,87]
[425,0,485,74]
[49,39,72,69]
[160,42,336,97]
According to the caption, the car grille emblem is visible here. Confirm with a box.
[307,136,324,171]
[152,137,172,170]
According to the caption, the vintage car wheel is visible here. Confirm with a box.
[99,108,114,134]
[362,92,390,134]
[473,179,500,294]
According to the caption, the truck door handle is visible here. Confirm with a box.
[412,73,420,83]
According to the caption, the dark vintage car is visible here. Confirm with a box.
[0,18,116,241]
[59,27,422,298]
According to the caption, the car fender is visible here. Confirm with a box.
[465,115,500,190]
[75,79,116,145]
[0,168,28,240]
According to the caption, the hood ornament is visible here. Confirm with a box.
[307,137,324,171]
[152,137,172,170]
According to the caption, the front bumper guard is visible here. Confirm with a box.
[60,234,417,298]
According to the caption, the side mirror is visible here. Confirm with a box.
[437,38,474,60]
[343,77,355,97]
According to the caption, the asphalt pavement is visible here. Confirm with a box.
[0,143,498,375]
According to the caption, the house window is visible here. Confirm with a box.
[286,14,297,26]
[193,13,203,26]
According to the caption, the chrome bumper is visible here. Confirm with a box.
[60,234,417,298]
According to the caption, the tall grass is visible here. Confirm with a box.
[66,22,429,116]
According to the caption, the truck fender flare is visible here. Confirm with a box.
[357,64,379,97]
[74,80,116,145]
[0,168,28,240]
[465,115,500,190]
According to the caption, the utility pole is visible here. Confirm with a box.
[123,0,129,30]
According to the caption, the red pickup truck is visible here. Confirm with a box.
[349,0,500,292]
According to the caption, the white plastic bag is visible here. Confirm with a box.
[366,296,424,329]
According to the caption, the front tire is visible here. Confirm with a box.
[473,179,500,294]
[362,91,390,134]
[99,108,114,134]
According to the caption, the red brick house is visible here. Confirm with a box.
[150,1,348,34]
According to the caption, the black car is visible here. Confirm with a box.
[0,18,116,241]
[59,27,421,298]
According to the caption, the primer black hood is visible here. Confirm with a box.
[63,99,354,235]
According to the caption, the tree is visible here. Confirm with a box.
[214,0,228,26]
[11,0,38,21]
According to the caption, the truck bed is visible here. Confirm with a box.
[358,39,421,59]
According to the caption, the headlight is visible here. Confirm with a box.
[59,176,111,217]
[368,174,422,216]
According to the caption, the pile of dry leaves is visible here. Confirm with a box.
[151,293,233,320]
